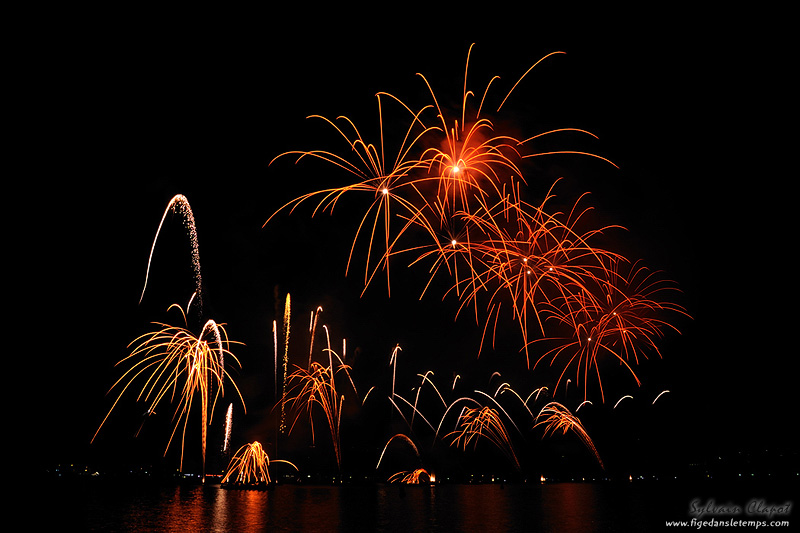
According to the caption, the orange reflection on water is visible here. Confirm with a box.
[456,484,512,531]
[539,483,600,533]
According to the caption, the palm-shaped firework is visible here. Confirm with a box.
[93,305,245,480]
[221,441,297,485]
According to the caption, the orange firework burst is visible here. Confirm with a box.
[446,405,521,472]
[281,344,356,472]
[267,43,686,403]
[388,468,434,484]
[92,305,245,480]
[417,180,624,363]
[267,93,437,295]
[267,44,614,298]
[534,401,603,469]
[533,259,689,402]
[221,441,298,486]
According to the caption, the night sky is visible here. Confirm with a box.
[22,8,795,478]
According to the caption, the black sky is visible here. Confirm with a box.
[20,8,796,476]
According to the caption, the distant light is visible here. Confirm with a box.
[381,188,389,195]
[453,166,460,173]
[451,239,457,247]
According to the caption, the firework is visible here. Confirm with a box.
[221,441,298,486]
[308,306,323,369]
[281,352,354,472]
[653,390,670,404]
[388,468,433,484]
[267,94,437,296]
[279,293,291,435]
[140,194,203,317]
[532,259,689,402]
[376,433,421,470]
[534,401,603,469]
[223,403,233,454]
[259,44,690,477]
[262,44,677,400]
[614,395,633,409]
[389,344,402,400]
[92,305,245,481]
[446,405,521,472]
[272,319,278,401]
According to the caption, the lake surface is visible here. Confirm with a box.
[44,477,794,532]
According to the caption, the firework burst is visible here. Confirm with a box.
[534,401,603,469]
[281,345,356,472]
[221,441,298,486]
[447,405,521,472]
[532,259,689,402]
[92,305,245,480]
[262,43,677,405]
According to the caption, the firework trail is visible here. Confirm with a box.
[272,319,278,401]
[376,433,421,470]
[223,403,233,454]
[280,293,291,435]
[140,194,203,317]
[308,306,323,369]
[614,395,633,409]
[653,390,670,404]
[390,344,402,400]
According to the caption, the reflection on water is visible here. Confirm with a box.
[45,478,792,532]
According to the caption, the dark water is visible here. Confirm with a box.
[45,478,794,532]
